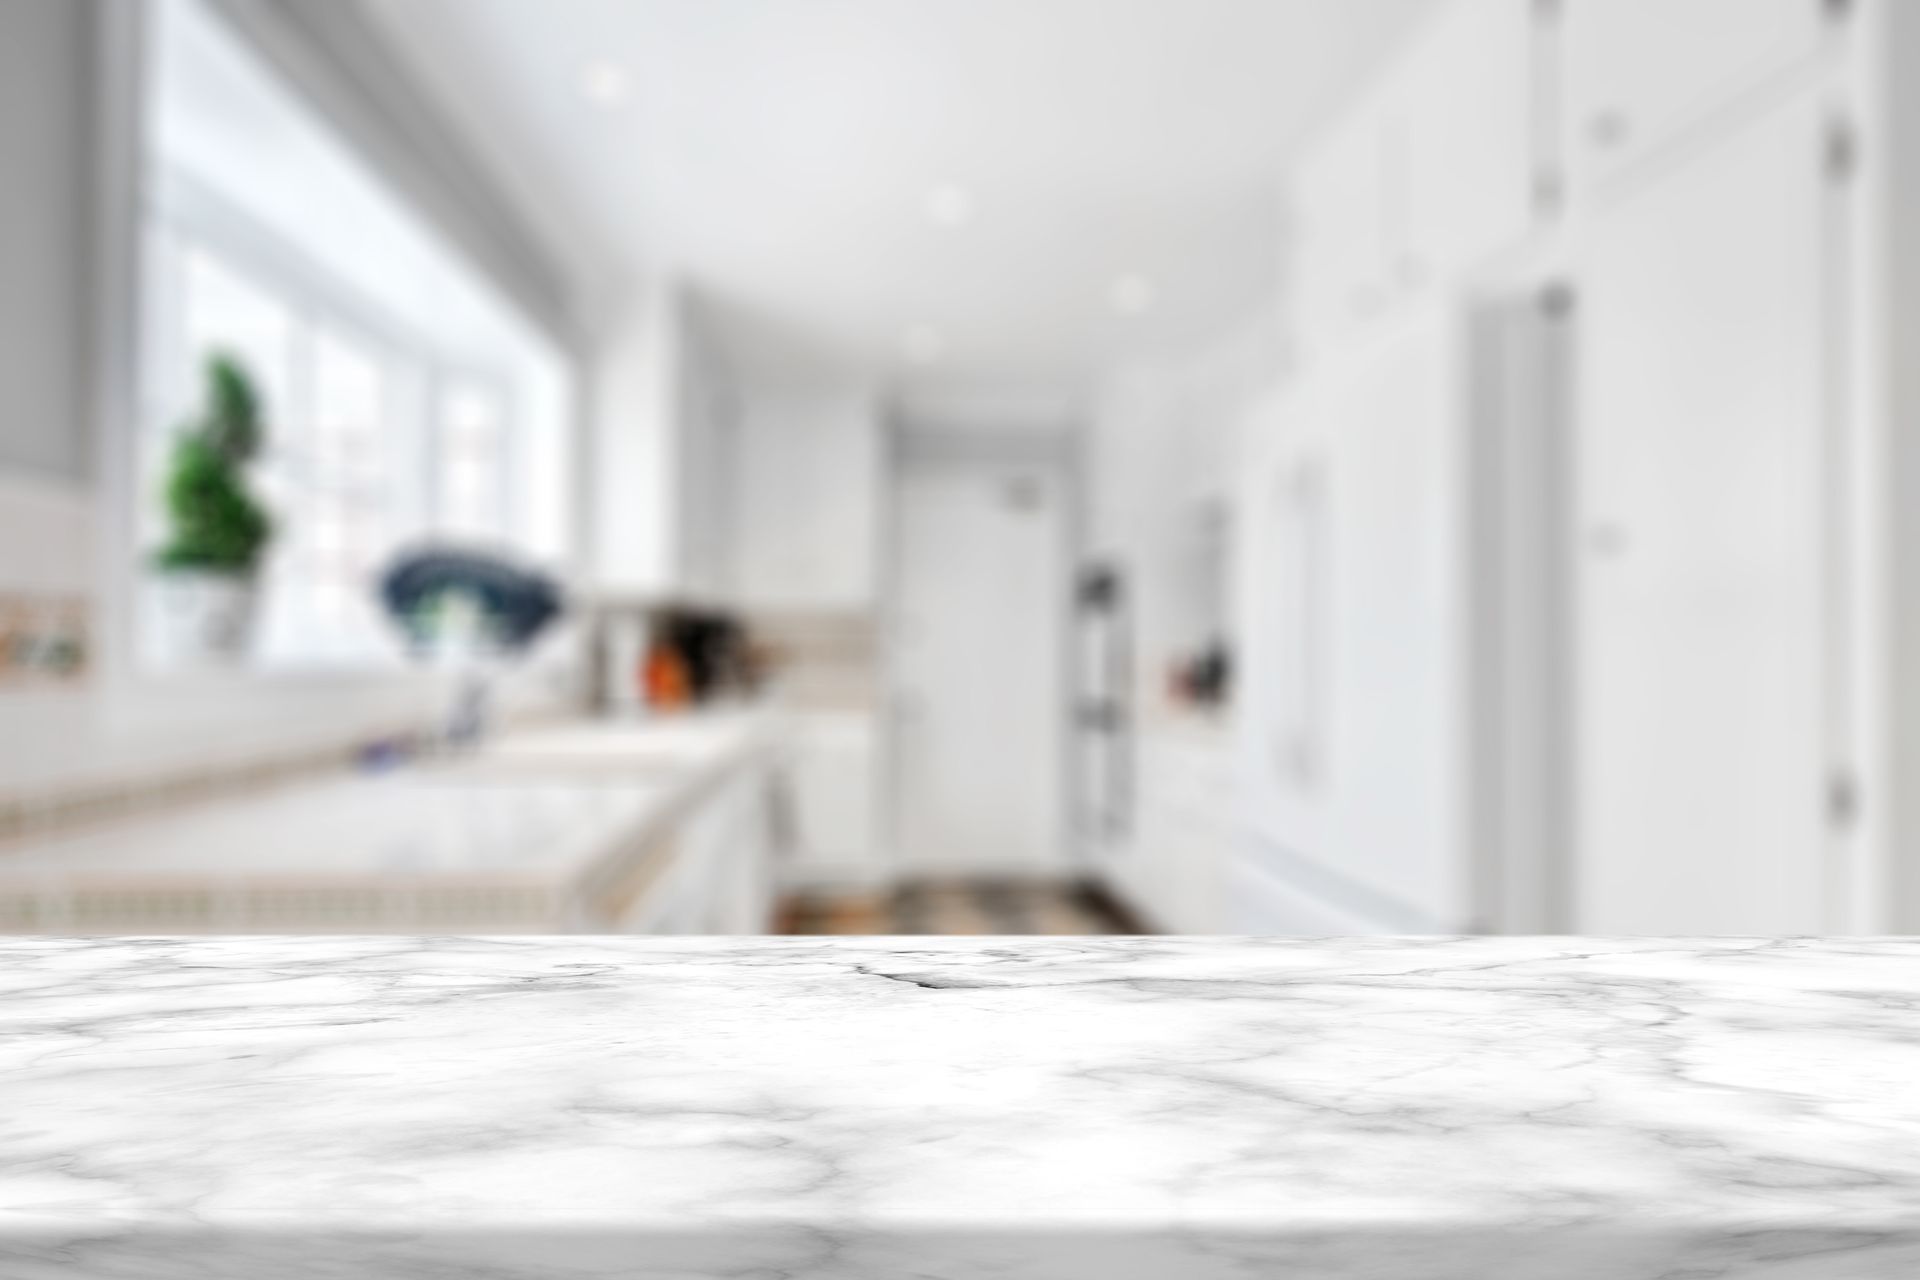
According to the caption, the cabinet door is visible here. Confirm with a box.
[1561,0,1827,196]
[730,396,880,609]
[1163,744,1232,934]
[1236,388,1333,860]
[1241,315,1475,932]
[1401,0,1536,284]
[1291,99,1393,357]
[1574,95,1832,933]
[785,715,879,886]
[1322,310,1470,929]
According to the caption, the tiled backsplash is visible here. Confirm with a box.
[0,472,94,689]
[746,610,877,709]
[0,593,90,687]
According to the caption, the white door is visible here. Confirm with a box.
[892,458,1068,878]
[1561,0,1828,197]
[1574,94,1833,933]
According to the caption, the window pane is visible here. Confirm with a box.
[437,380,507,541]
[313,330,387,484]
[294,329,397,646]
[181,247,294,421]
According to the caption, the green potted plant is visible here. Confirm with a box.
[149,353,274,664]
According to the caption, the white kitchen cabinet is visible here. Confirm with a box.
[1238,306,1475,933]
[610,762,780,936]
[1102,785,1169,933]
[1559,0,1829,199]
[1291,95,1395,360]
[782,712,881,889]
[1101,731,1232,933]
[1256,0,1896,935]
[1320,310,1471,930]
[675,767,779,934]
[591,286,736,600]
[1290,0,1536,361]
[1400,0,1536,284]
[1156,735,1233,934]
[728,387,881,609]
[1236,386,1332,859]
[1229,844,1403,936]
[1573,91,1833,934]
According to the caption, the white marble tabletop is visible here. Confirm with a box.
[2,937,1917,1279]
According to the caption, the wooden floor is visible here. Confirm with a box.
[779,880,1138,936]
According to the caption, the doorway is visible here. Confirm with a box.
[888,432,1072,880]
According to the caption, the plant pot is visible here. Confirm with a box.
[148,570,259,667]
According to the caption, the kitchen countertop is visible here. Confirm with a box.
[3,936,1917,1278]
[0,714,783,933]
[0,774,668,879]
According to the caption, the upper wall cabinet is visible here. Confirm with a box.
[727,390,881,610]
[1560,0,1830,199]
[1291,95,1395,359]
[1289,0,1535,360]
[1400,0,1537,286]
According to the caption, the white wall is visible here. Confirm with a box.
[0,0,93,482]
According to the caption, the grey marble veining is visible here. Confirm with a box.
[2,937,1918,1278]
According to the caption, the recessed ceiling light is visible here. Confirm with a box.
[581,60,631,107]
[1109,274,1157,317]
[900,325,945,365]
[924,183,976,229]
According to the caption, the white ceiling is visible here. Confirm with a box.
[365,0,1436,392]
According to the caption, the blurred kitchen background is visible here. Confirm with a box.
[1,0,1914,936]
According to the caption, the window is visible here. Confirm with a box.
[181,246,295,416]
[142,213,521,669]
[436,379,510,541]
[138,0,572,675]
[300,328,399,643]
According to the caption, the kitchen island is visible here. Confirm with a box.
[3,937,1917,1278]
